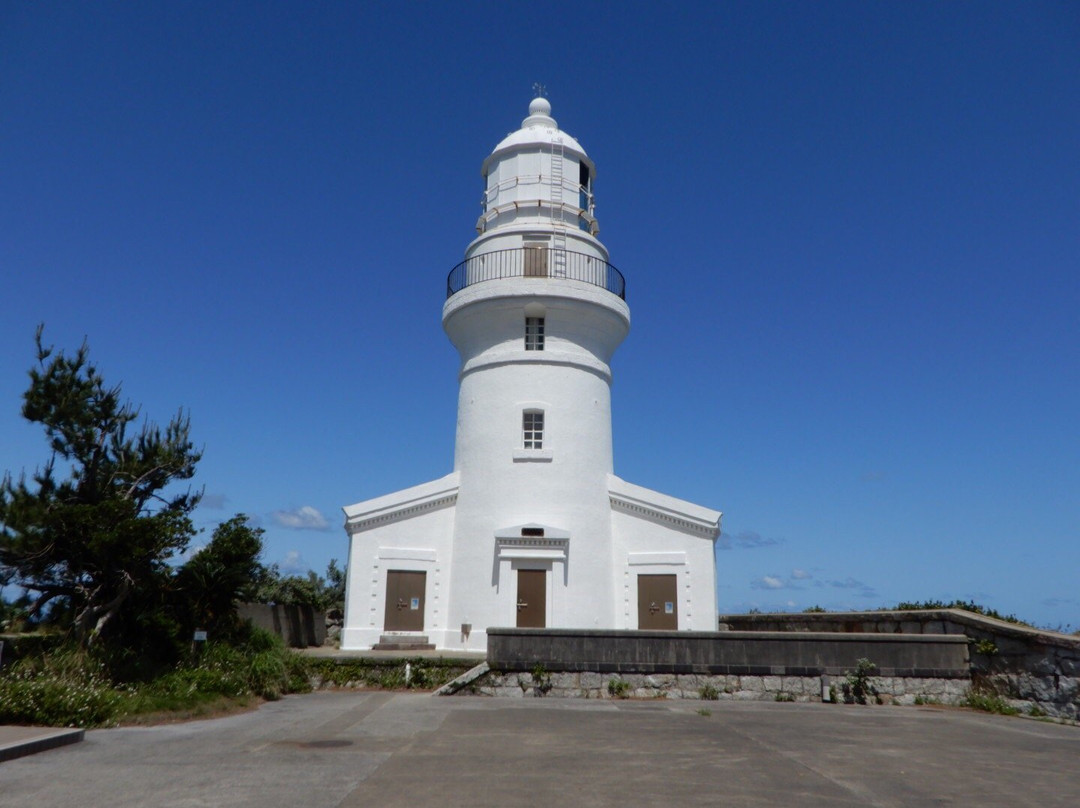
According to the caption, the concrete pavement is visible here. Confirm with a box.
[0,725,83,762]
[1,692,1077,807]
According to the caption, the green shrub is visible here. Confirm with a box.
[891,600,1026,626]
[0,651,123,727]
[699,683,720,701]
[242,625,283,654]
[608,678,631,699]
[306,657,465,691]
[842,658,878,705]
[962,689,1019,716]
[530,663,553,696]
[0,629,311,726]
[248,650,288,699]
[283,651,312,694]
[0,673,124,727]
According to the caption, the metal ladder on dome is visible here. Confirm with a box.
[550,137,567,277]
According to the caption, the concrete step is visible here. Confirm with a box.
[0,726,84,762]
[372,634,435,651]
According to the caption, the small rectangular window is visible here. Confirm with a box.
[525,317,545,351]
[523,411,544,449]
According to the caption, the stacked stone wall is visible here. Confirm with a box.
[469,670,971,706]
[718,609,1080,719]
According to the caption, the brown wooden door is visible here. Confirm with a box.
[384,570,426,631]
[524,244,548,277]
[516,569,546,628]
[637,574,678,630]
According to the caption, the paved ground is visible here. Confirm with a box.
[300,647,487,661]
[1,692,1077,807]
[0,725,83,762]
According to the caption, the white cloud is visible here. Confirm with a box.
[828,576,878,599]
[752,575,786,590]
[830,576,867,590]
[280,550,308,575]
[271,506,332,531]
[719,530,784,550]
[734,530,783,548]
[751,570,815,591]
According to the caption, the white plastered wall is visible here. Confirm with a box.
[611,512,718,631]
[340,500,458,650]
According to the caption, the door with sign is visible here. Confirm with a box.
[384,570,426,631]
[516,569,547,628]
[637,574,678,630]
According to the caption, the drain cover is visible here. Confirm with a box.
[277,739,353,749]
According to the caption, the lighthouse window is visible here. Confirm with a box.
[523,410,544,449]
[525,317,545,351]
[578,162,592,232]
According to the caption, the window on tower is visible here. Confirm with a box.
[578,162,591,232]
[525,317,545,351]
[523,410,544,450]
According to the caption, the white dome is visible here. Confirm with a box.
[482,97,590,175]
[529,97,551,117]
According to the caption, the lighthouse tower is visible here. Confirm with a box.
[341,97,721,651]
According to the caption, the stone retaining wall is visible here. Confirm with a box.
[718,610,1080,719]
[472,669,970,705]
[487,627,969,677]
[475,627,973,708]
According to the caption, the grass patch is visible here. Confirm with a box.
[307,657,471,691]
[0,661,124,728]
[118,694,258,726]
[962,689,1020,716]
[0,628,312,728]
[699,683,720,701]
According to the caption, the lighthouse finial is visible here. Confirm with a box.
[532,82,547,99]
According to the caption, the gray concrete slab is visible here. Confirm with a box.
[299,646,486,661]
[0,725,84,762]
[0,692,1076,807]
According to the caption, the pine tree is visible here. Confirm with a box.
[176,515,264,640]
[0,327,201,647]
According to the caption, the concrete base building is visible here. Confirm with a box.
[341,97,721,651]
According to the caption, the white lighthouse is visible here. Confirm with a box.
[341,96,721,651]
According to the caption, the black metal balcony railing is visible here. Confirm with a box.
[446,248,626,300]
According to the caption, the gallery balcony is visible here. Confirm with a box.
[446,247,626,301]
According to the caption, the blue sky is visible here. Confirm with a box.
[2,2,1077,628]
